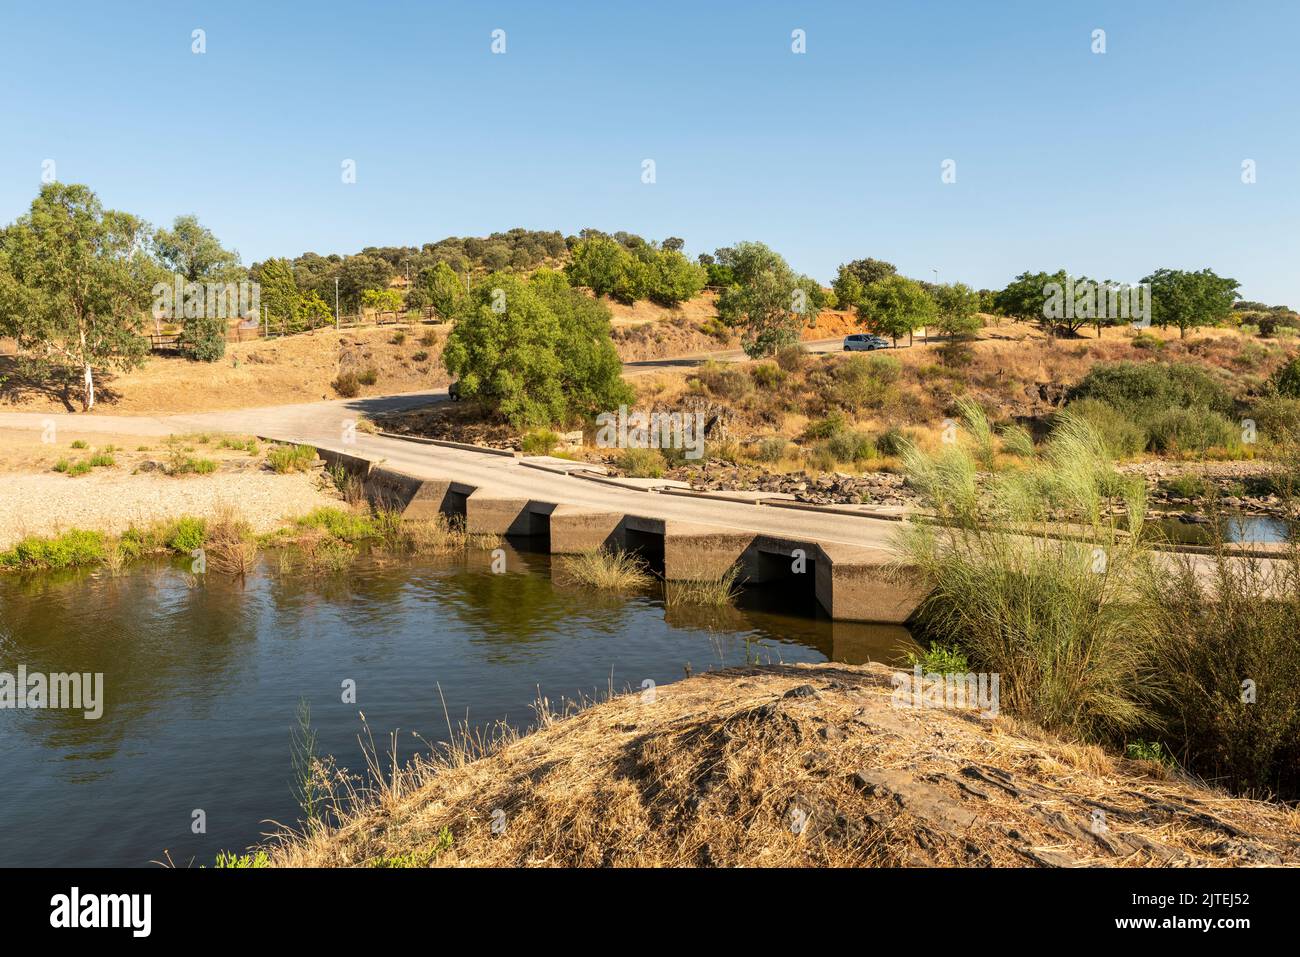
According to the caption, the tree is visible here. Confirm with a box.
[361,287,403,319]
[931,282,981,339]
[1142,268,1239,339]
[441,272,632,427]
[715,242,821,357]
[0,183,154,410]
[153,214,243,283]
[643,247,706,306]
[831,270,865,312]
[254,258,302,331]
[566,236,632,298]
[832,258,897,312]
[994,269,1067,334]
[857,275,936,346]
[337,255,394,313]
[419,261,465,320]
[154,214,244,360]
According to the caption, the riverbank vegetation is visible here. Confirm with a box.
[896,403,1300,801]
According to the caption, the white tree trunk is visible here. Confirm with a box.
[83,362,95,411]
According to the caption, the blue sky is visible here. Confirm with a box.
[2,1,1296,303]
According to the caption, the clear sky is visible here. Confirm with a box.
[2,0,1296,303]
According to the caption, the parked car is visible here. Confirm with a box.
[843,333,890,351]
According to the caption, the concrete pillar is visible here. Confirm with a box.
[397,478,459,522]
[662,521,755,582]
[465,488,548,536]
[814,542,926,624]
[548,505,626,553]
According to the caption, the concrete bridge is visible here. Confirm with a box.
[313,438,925,625]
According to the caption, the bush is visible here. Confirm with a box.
[71,440,89,449]
[0,529,106,570]
[1068,361,1232,418]
[774,344,807,372]
[875,427,910,457]
[332,371,360,397]
[749,363,786,389]
[521,430,559,455]
[294,507,376,542]
[689,361,751,401]
[1272,356,1300,397]
[825,429,875,464]
[167,516,207,552]
[752,436,789,463]
[803,411,847,441]
[828,353,901,412]
[357,366,379,386]
[390,331,406,345]
[1146,408,1238,454]
[1061,398,1147,459]
[617,447,666,478]
[1249,395,1300,443]
[267,443,317,474]
[412,351,429,362]
[1145,550,1300,798]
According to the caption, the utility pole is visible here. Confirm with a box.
[334,277,340,331]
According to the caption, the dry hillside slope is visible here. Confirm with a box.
[270,662,1299,868]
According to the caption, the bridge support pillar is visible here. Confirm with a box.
[814,542,925,624]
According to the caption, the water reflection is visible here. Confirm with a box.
[0,549,911,867]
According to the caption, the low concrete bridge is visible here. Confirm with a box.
[307,439,926,624]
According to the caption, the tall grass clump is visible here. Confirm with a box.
[560,548,652,591]
[895,411,1161,743]
[664,565,741,608]
[1142,548,1300,799]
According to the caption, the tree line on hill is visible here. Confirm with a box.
[0,180,1271,417]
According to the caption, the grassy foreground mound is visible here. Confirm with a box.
[268,663,1299,868]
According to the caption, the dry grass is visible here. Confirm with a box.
[558,548,653,591]
[262,662,1300,868]
[663,564,742,607]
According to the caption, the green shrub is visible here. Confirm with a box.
[71,439,89,449]
[412,351,429,362]
[752,436,789,463]
[875,427,910,457]
[825,429,875,464]
[1060,398,1147,459]
[88,452,115,468]
[750,363,786,389]
[905,642,970,676]
[1250,395,1300,443]
[267,444,317,474]
[167,516,207,552]
[357,366,379,386]
[1146,408,1238,454]
[1161,475,1212,499]
[294,507,376,542]
[1145,549,1300,798]
[1130,332,1165,351]
[390,331,406,345]
[803,411,847,441]
[521,430,559,455]
[1272,356,1300,397]
[829,353,901,411]
[0,529,106,570]
[1068,361,1232,418]
[617,447,666,478]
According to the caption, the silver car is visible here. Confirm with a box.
[843,333,890,351]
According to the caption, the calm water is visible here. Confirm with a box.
[1149,512,1295,546]
[0,544,914,867]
